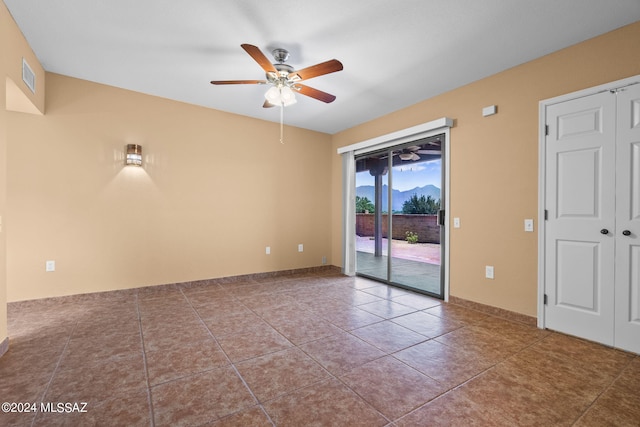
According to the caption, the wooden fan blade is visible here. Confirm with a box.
[210,80,267,85]
[293,59,343,81]
[263,100,276,108]
[241,44,278,74]
[295,84,336,103]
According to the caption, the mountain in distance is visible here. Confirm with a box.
[356,184,440,212]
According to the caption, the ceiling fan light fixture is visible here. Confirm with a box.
[265,85,297,107]
[280,86,297,106]
[264,86,280,103]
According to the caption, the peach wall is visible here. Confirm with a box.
[3,5,639,321]
[1,3,9,343]
[1,0,45,348]
[3,2,44,115]
[6,73,332,301]
[332,21,640,317]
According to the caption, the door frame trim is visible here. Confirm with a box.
[537,74,640,329]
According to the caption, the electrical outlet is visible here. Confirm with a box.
[265,246,271,255]
[485,265,494,279]
[46,260,56,272]
[298,244,304,252]
[322,256,327,265]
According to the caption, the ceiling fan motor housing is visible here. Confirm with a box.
[268,49,299,84]
[270,63,295,81]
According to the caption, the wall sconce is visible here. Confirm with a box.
[125,144,142,166]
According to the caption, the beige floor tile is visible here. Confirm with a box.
[146,340,229,386]
[235,347,331,402]
[263,378,388,427]
[391,310,464,338]
[268,315,344,345]
[357,299,418,319]
[299,332,386,376]
[316,305,384,330]
[394,389,513,427]
[216,322,293,362]
[434,325,526,363]
[340,356,444,419]
[4,270,639,426]
[45,353,147,404]
[392,293,442,310]
[457,369,570,426]
[151,366,256,427]
[203,310,268,337]
[33,389,151,427]
[202,406,273,426]
[350,320,428,353]
[58,330,143,369]
[423,303,489,324]
[394,340,494,389]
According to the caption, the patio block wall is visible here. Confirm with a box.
[355,214,440,244]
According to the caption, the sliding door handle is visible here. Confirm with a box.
[622,230,632,236]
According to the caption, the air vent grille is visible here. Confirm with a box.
[22,58,36,94]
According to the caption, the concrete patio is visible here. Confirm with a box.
[356,236,442,296]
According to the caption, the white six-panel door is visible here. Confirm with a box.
[544,91,617,346]
[615,84,640,354]
[543,80,640,354]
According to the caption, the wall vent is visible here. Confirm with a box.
[22,58,36,94]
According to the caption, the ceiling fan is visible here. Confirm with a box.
[211,44,343,108]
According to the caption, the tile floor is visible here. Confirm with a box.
[1,270,639,426]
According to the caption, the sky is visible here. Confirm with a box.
[356,159,441,191]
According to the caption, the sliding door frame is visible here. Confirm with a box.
[338,117,453,301]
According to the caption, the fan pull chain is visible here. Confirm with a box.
[280,103,285,144]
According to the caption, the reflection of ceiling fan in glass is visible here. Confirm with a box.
[397,145,441,161]
[210,44,343,108]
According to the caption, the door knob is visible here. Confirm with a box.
[600,229,609,235]
[622,230,632,236]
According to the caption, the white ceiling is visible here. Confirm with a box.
[4,1,640,134]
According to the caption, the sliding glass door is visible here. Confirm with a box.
[355,135,444,298]
[355,150,389,283]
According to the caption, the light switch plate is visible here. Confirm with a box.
[453,217,460,228]
[45,260,55,272]
[524,219,534,232]
[485,265,494,279]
